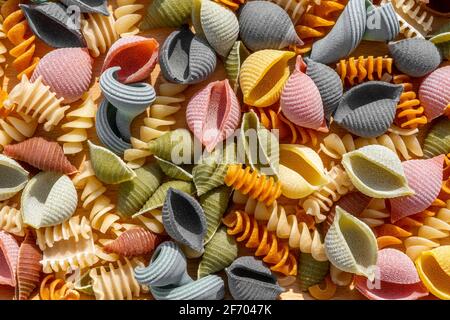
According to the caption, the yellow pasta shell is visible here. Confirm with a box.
[416,246,450,300]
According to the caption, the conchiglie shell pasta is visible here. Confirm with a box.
[0,154,28,201]
[416,246,450,300]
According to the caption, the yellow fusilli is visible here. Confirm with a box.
[0,201,24,236]
[39,275,80,300]
[114,0,144,37]
[0,107,38,151]
[336,56,393,86]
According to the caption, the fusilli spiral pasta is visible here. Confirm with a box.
[39,275,80,300]
[0,201,24,236]
[0,108,38,151]
[336,56,393,86]
[359,198,390,228]
[114,0,144,37]
[0,17,6,78]
[391,0,433,35]
[214,0,246,11]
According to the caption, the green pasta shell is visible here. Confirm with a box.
[200,185,232,244]
[147,129,194,164]
[198,227,237,278]
[134,180,196,217]
[225,41,250,93]
[88,141,136,184]
[430,23,450,60]
[0,154,28,201]
[118,163,164,217]
[342,145,413,198]
[325,206,378,280]
[423,118,450,159]
[140,0,193,30]
[298,253,329,291]
[21,171,78,228]
[192,150,229,196]
[155,156,193,181]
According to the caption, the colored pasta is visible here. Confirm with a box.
[0,109,39,151]
[336,56,394,86]
[0,202,24,236]
[114,0,144,37]
[39,275,80,300]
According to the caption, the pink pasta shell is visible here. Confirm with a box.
[186,79,241,152]
[16,231,42,300]
[104,227,160,258]
[389,155,444,223]
[355,249,429,300]
[0,231,19,287]
[280,56,327,132]
[31,48,93,104]
[102,36,159,84]
[419,66,450,121]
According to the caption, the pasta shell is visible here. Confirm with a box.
[187,80,240,152]
[200,185,232,244]
[118,163,163,217]
[20,3,86,48]
[198,226,237,278]
[61,0,109,15]
[324,206,378,280]
[162,188,206,253]
[419,66,450,121]
[310,0,366,64]
[134,180,196,217]
[147,128,194,163]
[100,66,156,140]
[140,0,192,29]
[16,231,42,300]
[388,38,442,78]
[160,26,217,85]
[304,58,343,123]
[298,253,329,292]
[278,144,328,199]
[0,154,28,201]
[342,145,413,198]
[225,41,250,93]
[415,246,450,300]
[333,81,403,138]
[192,150,229,196]
[4,137,77,175]
[104,227,160,258]
[155,156,193,181]
[0,231,19,287]
[238,1,302,52]
[192,0,239,57]
[31,48,93,103]
[355,249,428,300]
[390,156,444,223]
[101,36,159,84]
[21,171,78,228]
[226,256,283,300]
[430,23,450,60]
[281,56,326,132]
[363,2,399,42]
[240,49,295,108]
[88,141,136,184]
[423,118,450,159]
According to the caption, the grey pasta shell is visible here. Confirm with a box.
[304,58,343,122]
[20,3,86,48]
[21,171,78,228]
[333,81,403,138]
[238,1,302,52]
[423,118,450,159]
[60,0,109,15]
[100,66,156,140]
[226,256,283,300]
[363,2,399,42]
[310,0,366,64]
[224,41,250,93]
[388,38,442,78]
[159,26,217,85]
[162,188,206,253]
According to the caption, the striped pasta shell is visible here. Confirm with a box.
[192,0,239,57]
[61,0,109,15]
[419,66,450,121]
[101,36,159,84]
[159,26,217,85]
[298,253,330,292]
[0,231,19,287]
[198,226,237,278]
[4,137,77,175]
[140,0,192,29]
[226,256,283,300]
[389,156,444,223]
[363,2,399,42]
[423,118,450,159]
[0,154,28,201]
[225,41,250,93]
[310,0,367,64]
[200,185,231,244]
[280,56,326,132]
[147,128,194,163]
[388,38,442,78]
[238,1,302,52]
[325,206,378,280]
[186,80,240,152]
[342,145,413,198]
[31,48,93,103]
[20,2,86,48]
[155,156,193,181]
[333,81,403,138]
[21,171,78,228]
[192,150,229,196]
[16,231,42,300]
[239,49,295,108]
[104,227,160,257]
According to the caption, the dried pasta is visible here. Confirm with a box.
[0,107,38,152]
[0,201,24,236]
[114,0,144,37]
[390,0,433,35]
[39,275,80,300]
[266,0,313,23]
[0,17,6,78]
[336,56,393,86]
[214,0,246,11]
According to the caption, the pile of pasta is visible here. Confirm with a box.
[0,0,449,301]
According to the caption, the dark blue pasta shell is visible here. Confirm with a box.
[60,0,109,15]
[364,2,399,42]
